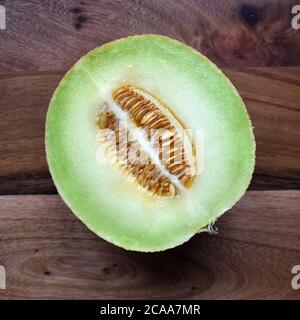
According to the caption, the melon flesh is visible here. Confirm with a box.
[45,35,255,252]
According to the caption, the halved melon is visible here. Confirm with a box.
[45,35,255,252]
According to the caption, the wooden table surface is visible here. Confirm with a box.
[0,0,300,299]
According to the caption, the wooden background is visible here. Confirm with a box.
[0,0,300,299]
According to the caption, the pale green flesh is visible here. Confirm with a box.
[46,35,255,252]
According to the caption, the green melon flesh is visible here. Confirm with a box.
[45,35,255,252]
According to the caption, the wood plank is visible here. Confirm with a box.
[224,68,300,190]
[0,191,299,299]
[0,73,58,194]
[1,68,300,194]
[0,0,300,71]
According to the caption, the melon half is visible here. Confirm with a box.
[45,35,255,252]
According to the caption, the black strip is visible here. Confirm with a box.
[0,300,298,318]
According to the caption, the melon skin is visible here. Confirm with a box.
[45,35,255,252]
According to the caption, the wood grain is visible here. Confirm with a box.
[224,68,300,190]
[0,191,299,299]
[1,67,300,194]
[0,0,300,71]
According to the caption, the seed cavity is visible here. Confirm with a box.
[96,85,196,198]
